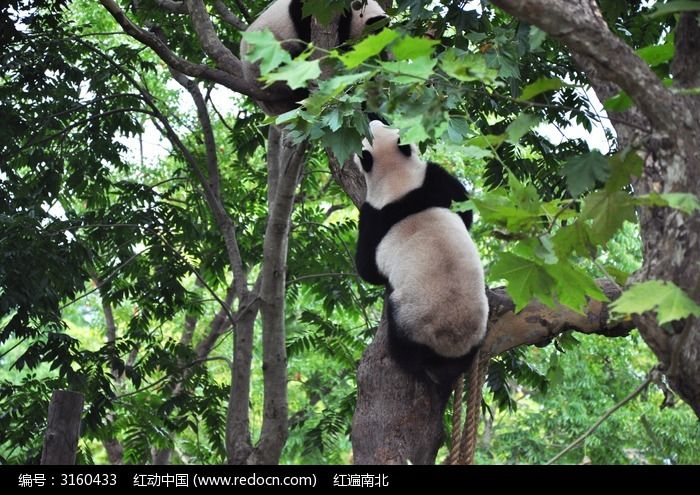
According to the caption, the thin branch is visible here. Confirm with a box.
[75,37,250,304]
[286,272,358,286]
[166,64,249,298]
[206,92,236,134]
[194,283,237,359]
[8,107,156,159]
[231,0,252,23]
[59,248,150,311]
[546,372,654,465]
[0,337,28,360]
[212,0,247,31]
[153,0,187,13]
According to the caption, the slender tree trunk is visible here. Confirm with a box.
[226,297,257,464]
[41,390,84,465]
[252,130,307,464]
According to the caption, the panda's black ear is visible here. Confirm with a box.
[360,150,374,172]
[398,142,412,157]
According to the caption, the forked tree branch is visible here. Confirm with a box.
[184,0,242,75]
[98,0,266,98]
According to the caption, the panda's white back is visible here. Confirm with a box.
[376,207,488,358]
[245,0,297,40]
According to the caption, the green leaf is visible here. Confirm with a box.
[321,127,363,164]
[606,148,643,191]
[604,266,631,286]
[301,0,347,25]
[519,77,563,101]
[337,29,399,69]
[391,35,439,60]
[505,113,540,144]
[610,280,700,325]
[471,194,539,231]
[657,193,700,213]
[636,43,675,66]
[240,30,292,75]
[440,49,498,83]
[544,262,607,313]
[467,133,505,150]
[529,26,547,51]
[265,59,321,90]
[603,91,633,112]
[552,222,594,258]
[460,145,494,160]
[581,190,636,245]
[562,151,611,197]
[490,252,556,311]
[380,57,437,84]
[635,192,700,214]
[396,114,430,144]
[648,1,700,19]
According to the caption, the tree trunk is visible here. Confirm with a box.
[41,390,84,465]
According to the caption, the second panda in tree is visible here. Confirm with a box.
[354,120,489,389]
[240,0,388,115]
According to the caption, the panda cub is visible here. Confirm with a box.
[354,120,488,387]
[240,0,388,115]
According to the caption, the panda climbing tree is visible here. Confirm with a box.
[92,0,697,466]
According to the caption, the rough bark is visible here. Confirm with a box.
[226,296,258,464]
[352,280,631,464]
[41,390,84,465]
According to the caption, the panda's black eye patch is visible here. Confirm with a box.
[360,150,374,172]
[398,143,412,157]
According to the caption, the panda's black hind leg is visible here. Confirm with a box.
[385,298,472,394]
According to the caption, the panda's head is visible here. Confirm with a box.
[354,120,427,209]
[349,0,389,39]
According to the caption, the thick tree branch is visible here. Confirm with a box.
[489,0,682,134]
[672,11,700,88]
[484,279,631,357]
[153,0,187,13]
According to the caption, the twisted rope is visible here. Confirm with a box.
[447,375,465,465]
